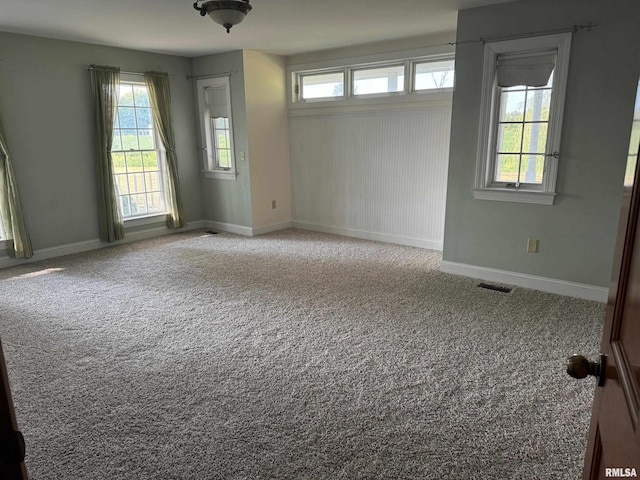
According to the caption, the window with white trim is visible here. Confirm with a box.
[197,76,237,180]
[112,80,167,219]
[413,59,455,91]
[292,55,455,104]
[473,33,572,205]
[352,64,405,96]
[300,71,345,100]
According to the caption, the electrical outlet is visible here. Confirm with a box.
[527,238,538,253]
[272,200,276,209]
[240,151,245,161]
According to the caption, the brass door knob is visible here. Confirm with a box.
[567,354,606,386]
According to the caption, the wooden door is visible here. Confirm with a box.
[571,141,640,478]
[0,338,28,479]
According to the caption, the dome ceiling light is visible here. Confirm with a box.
[193,0,253,33]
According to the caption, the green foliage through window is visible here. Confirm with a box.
[111,82,165,218]
[494,79,552,185]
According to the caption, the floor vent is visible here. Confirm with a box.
[205,230,219,235]
[478,282,512,293]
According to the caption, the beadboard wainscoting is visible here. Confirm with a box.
[289,107,452,250]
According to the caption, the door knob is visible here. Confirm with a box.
[567,354,606,386]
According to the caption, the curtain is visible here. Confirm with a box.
[144,71,185,229]
[0,114,33,258]
[90,65,124,242]
[496,53,556,87]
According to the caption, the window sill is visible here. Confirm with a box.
[124,213,168,228]
[204,170,237,180]
[472,188,556,205]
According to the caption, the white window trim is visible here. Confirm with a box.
[115,77,169,220]
[350,63,406,98]
[196,76,237,181]
[410,58,456,93]
[287,46,455,113]
[473,33,572,205]
[298,69,346,102]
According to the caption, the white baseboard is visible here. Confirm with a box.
[440,260,608,302]
[252,222,292,236]
[204,221,292,237]
[0,220,206,269]
[291,221,443,250]
[203,221,254,237]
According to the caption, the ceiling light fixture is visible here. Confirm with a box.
[193,0,253,34]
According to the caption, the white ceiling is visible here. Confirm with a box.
[0,0,520,58]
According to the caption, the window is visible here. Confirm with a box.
[473,33,572,205]
[413,59,455,91]
[352,64,404,96]
[111,81,166,218]
[624,80,640,187]
[300,71,344,100]
[197,76,237,179]
[205,85,233,170]
[291,54,455,104]
[211,116,232,169]
[493,73,553,185]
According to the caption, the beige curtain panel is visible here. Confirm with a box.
[0,114,33,258]
[90,65,124,242]
[144,71,185,229]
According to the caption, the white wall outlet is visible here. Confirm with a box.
[527,238,538,253]
[240,151,245,161]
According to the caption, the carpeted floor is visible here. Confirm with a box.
[0,229,604,479]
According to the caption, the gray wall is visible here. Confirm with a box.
[190,51,253,228]
[0,32,202,251]
[442,0,640,287]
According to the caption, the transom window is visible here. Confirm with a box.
[414,60,455,91]
[352,64,404,96]
[111,81,165,218]
[292,55,455,103]
[300,71,345,100]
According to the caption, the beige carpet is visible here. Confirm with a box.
[0,229,604,479]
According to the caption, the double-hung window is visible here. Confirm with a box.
[197,76,237,180]
[111,80,166,218]
[473,33,572,205]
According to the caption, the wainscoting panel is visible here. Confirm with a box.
[289,108,451,250]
